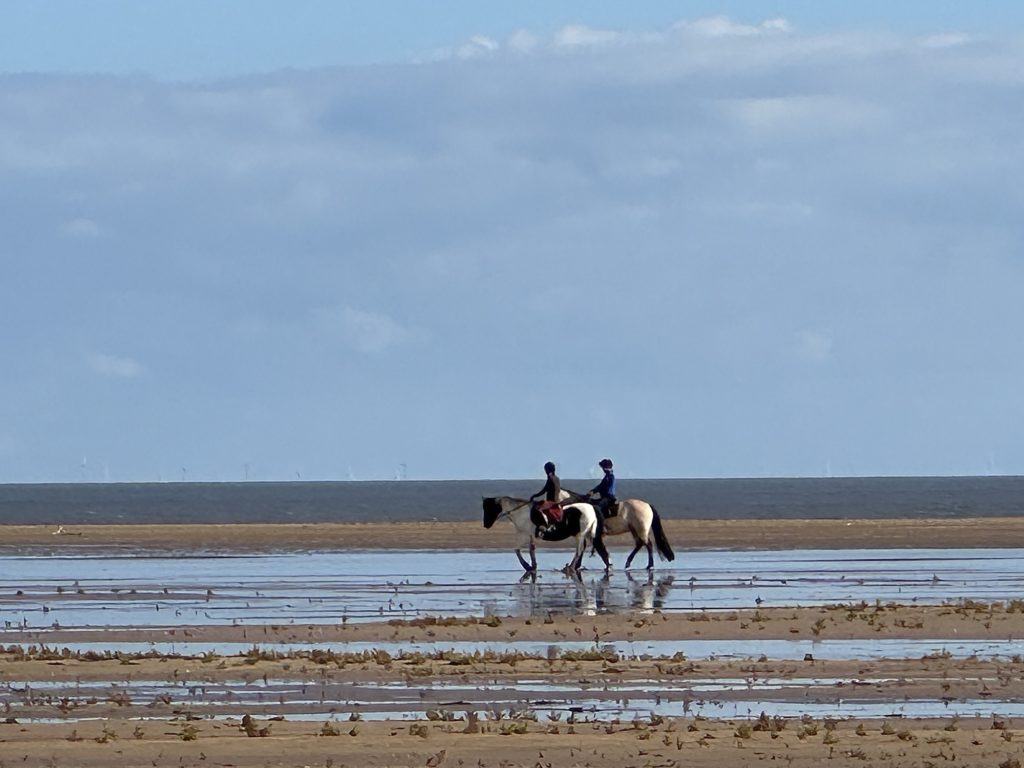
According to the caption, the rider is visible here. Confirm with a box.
[584,458,617,518]
[530,461,562,532]
[531,461,561,504]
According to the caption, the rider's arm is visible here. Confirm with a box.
[531,477,552,500]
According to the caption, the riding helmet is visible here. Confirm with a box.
[599,458,613,469]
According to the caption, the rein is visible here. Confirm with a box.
[501,498,533,517]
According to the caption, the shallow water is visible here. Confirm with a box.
[4,673,1022,724]
[2,547,1024,630]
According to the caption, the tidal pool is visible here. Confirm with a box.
[1,548,1023,630]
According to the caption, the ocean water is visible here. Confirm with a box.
[0,475,1022,525]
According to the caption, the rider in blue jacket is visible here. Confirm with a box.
[586,458,617,518]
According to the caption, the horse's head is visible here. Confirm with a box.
[482,497,503,528]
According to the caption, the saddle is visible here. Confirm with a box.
[531,501,564,527]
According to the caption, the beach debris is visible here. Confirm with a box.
[241,714,271,737]
[462,712,480,734]
[320,721,340,736]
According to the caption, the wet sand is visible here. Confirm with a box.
[3,638,1024,767]
[5,516,1024,551]
[6,716,1024,768]
[4,521,1024,766]
[6,601,1024,646]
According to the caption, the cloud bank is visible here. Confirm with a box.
[2,18,1023,481]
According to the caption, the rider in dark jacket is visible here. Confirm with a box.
[586,458,617,517]
[530,461,561,502]
[530,461,562,537]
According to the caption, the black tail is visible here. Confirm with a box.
[650,507,675,562]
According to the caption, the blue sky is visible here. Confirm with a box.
[2,4,1023,482]
[3,1,1023,78]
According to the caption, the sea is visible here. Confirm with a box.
[0,476,1022,525]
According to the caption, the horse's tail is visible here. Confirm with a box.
[591,508,610,567]
[650,507,675,562]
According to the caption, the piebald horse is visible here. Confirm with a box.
[600,498,675,570]
[482,495,610,573]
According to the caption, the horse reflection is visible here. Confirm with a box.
[626,571,675,612]
[512,571,676,618]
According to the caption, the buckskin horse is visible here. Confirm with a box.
[599,498,675,570]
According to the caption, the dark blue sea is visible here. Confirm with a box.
[0,476,1022,525]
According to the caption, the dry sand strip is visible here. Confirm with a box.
[4,517,1024,551]
[2,717,1024,768]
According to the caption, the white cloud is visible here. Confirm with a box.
[61,217,102,237]
[554,25,620,48]
[724,95,888,137]
[675,16,791,38]
[427,33,500,61]
[87,353,142,378]
[507,29,540,54]
[795,331,834,363]
[456,35,500,60]
[762,18,792,33]
[315,307,415,355]
[919,33,972,49]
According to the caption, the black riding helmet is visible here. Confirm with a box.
[599,458,613,470]
[544,461,556,474]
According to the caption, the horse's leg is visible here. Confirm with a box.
[514,522,537,572]
[593,528,611,570]
[624,530,644,570]
[564,536,583,572]
[573,537,585,571]
[645,539,655,570]
[515,548,533,572]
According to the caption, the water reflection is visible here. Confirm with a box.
[512,571,677,617]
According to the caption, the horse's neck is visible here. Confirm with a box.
[507,504,535,532]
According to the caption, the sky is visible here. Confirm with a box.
[2,3,1023,482]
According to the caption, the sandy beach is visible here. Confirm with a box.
[5,516,1024,551]
[4,714,1024,768]
[3,520,1024,766]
